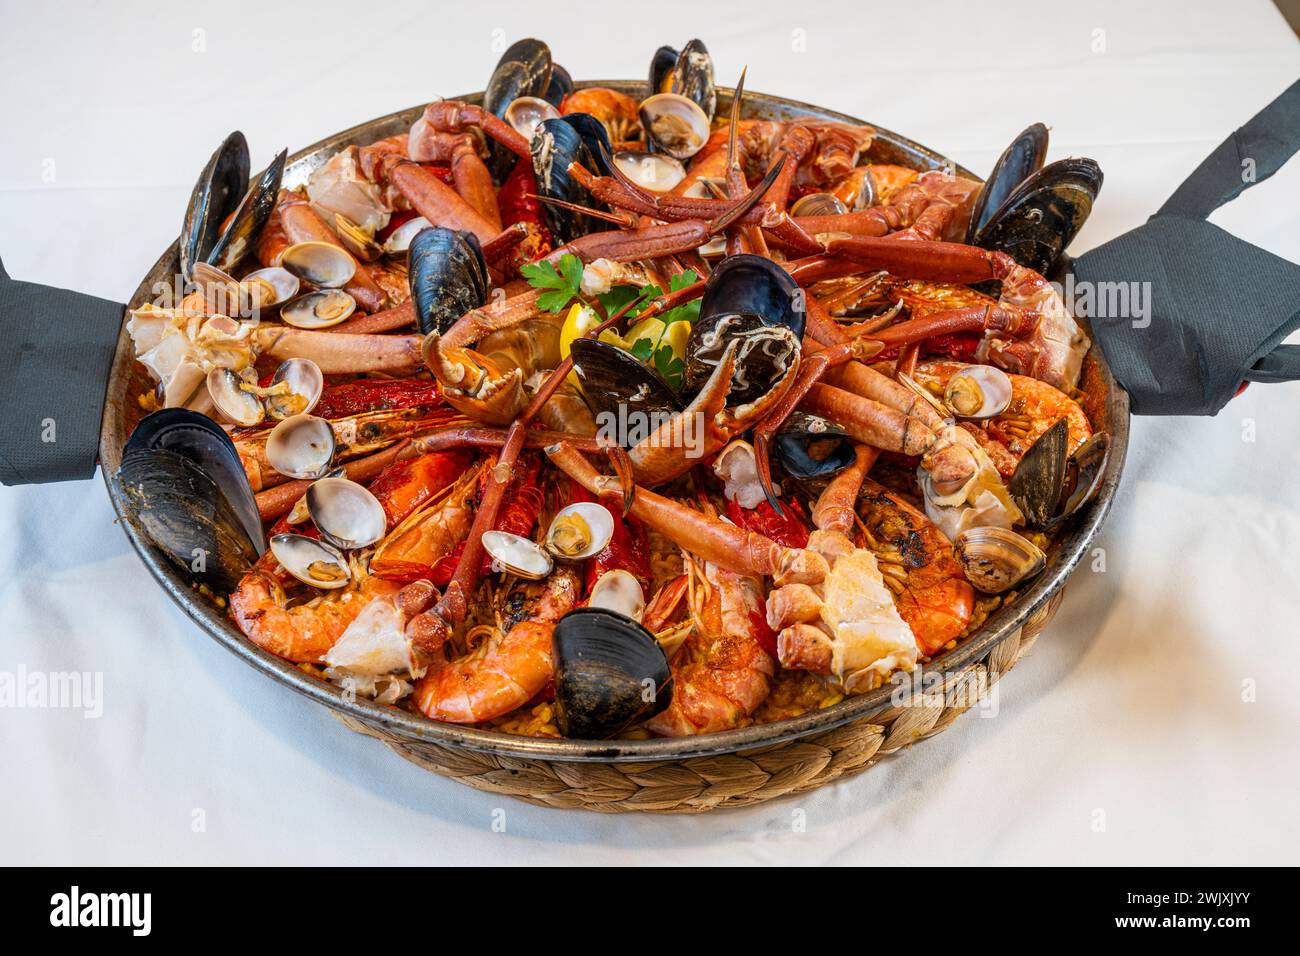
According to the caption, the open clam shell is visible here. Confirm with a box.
[482,531,554,580]
[639,92,710,160]
[278,240,357,288]
[791,192,849,218]
[944,365,1013,420]
[953,526,1046,594]
[382,216,432,256]
[546,502,614,562]
[305,476,386,550]
[265,414,335,480]
[613,150,685,193]
[587,569,646,622]
[280,289,356,329]
[240,266,299,313]
[552,607,672,739]
[206,368,265,427]
[504,95,561,140]
[270,533,351,589]
[265,358,324,420]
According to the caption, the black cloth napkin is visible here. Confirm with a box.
[1073,78,1300,415]
[0,258,125,484]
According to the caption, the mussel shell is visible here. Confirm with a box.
[552,607,672,739]
[306,476,386,550]
[668,39,716,121]
[683,313,800,407]
[966,123,1049,243]
[558,112,615,176]
[408,226,490,335]
[114,447,260,595]
[1009,417,1069,528]
[544,63,574,107]
[181,131,250,282]
[1051,431,1110,529]
[698,253,806,339]
[569,338,682,435]
[648,45,678,96]
[207,148,287,275]
[953,526,1046,595]
[484,37,553,180]
[774,412,855,479]
[269,533,351,589]
[531,117,599,243]
[121,408,264,551]
[972,157,1102,275]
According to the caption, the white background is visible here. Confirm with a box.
[2,0,1298,865]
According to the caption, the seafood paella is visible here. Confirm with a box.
[116,38,1110,740]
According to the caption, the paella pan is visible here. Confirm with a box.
[99,38,1128,778]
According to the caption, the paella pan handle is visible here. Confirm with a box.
[0,257,125,485]
[1074,77,1300,416]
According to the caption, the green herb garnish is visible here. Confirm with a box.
[520,254,585,313]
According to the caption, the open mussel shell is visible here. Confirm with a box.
[943,365,1012,420]
[613,150,685,193]
[265,414,335,480]
[1056,432,1110,525]
[558,113,616,176]
[698,253,806,339]
[482,531,553,580]
[569,338,682,429]
[121,408,264,550]
[504,95,561,141]
[382,216,432,256]
[408,226,489,335]
[791,192,849,218]
[544,63,573,107]
[206,368,265,427]
[270,533,350,589]
[665,38,716,121]
[774,412,856,479]
[1009,419,1111,530]
[266,358,324,420]
[972,157,1102,275]
[546,502,614,562]
[484,37,553,179]
[532,117,599,242]
[240,266,299,313]
[306,477,386,550]
[682,313,800,407]
[279,240,356,289]
[552,607,672,739]
[280,289,356,329]
[207,148,287,275]
[649,45,679,96]
[966,123,1049,243]
[181,131,250,282]
[639,92,710,160]
[588,569,646,622]
[953,526,1046,595]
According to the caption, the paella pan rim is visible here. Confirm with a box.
[99,81,1130,764]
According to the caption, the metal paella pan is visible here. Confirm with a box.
[99,70,1129,763]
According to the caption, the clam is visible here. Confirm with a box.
[546,502,614,561]
[504,95,561,140]
[791,192,849,218]
[333,213,383,262]
[269,533,351,589]
[239,266,299,313]
[280,289,356,329]
[639,92,711,160]
[382,216,432,256]
[587,569,646,622]
[265,357,324,420]
[943,365,1013,420]
[774,412,856,479]
[552,607,672,739]
[265,414,335,480]
[953,526,1046,594]
[306,476,386,550]
[481,531,553,580]
[966,123,1049,243]
[190,261,243,316]
[278,240,357,288]
[409,227,490,335]
[206,368,265,427]
[1011,420,1110,530]
[613,150,685,193]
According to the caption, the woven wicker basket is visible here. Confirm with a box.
[100,84,1128,814]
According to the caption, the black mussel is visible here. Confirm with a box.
[649,45,678,96]
[774,412,856,479]
[1010,419,1110,529]
[698,254,806,339]
[544,63,573,107]
[667,39,716,122]
[558,113,615,176]
[552,608,672,739]
[531,117,599,243]
[966,123,1049,243]
[569,338,682,442]
[682,313,800,407]
[972,157,1103,276]
[115,409,264,593]
[180,131,250,282]
[484,37,553,180]
[408,226,489,335]
[207,148,287,275]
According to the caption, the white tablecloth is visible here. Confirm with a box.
[2,0,1298,865]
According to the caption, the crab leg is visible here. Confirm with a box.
[386,159,499,244]
[810,443,878,534]
[801,383,936,456]
[418,101,532,160]
[274,190,387,313]
[408,128,502,231]
[253,326,422,373]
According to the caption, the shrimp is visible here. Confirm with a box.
[412,567,581,723]
[645,557,775,737]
